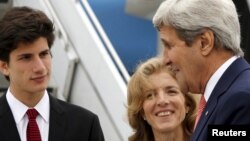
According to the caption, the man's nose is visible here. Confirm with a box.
[32,57,46,72]
[163,49,171,66]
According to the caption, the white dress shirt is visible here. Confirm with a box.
[6,88,50,141]
[204,56,238,101]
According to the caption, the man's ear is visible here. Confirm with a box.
[0,60,9,76]
[200,29,215,56]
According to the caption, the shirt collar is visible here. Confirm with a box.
[6,89,50,124]
[204,56,238,101]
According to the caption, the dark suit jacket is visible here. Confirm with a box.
[0,94,105,141]
[190,58,250,141]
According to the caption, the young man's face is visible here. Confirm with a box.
[0,37,52,95]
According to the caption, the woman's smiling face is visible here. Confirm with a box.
[142,71,189,134]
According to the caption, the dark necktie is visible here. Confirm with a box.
[194,95,206,129]
[26,109,42,141]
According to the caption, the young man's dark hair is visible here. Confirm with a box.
[0,6,54,62]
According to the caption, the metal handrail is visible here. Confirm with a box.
[44,0,79,101]
[79,0,130,84]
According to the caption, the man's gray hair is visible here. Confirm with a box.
[153,0,243,56]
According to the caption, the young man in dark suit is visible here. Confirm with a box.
[153,0,250,141]
[0,6,105,141]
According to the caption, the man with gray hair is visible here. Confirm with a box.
[153,0,250,140]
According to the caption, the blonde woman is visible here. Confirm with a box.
[127,57,196,141]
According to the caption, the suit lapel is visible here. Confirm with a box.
[192,97,218,140]
[48,95,66,141]
[192,58,250,141]
[0,94,21,141]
